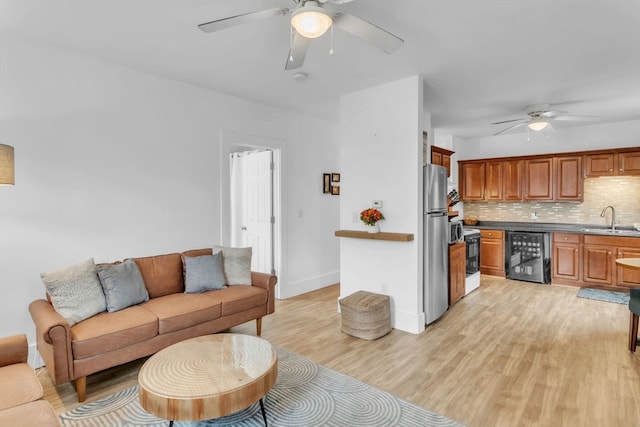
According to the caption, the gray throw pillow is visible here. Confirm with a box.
[41,258,107,326]
[97,259,149,312]
[214,246,252,285]
[184,252,226,293]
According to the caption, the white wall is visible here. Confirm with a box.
[339,75,425,334]
[454,120,640,160]
[0,37,340,356]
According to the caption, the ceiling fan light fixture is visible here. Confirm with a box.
[528,119,549,132]
[291,2,332,39]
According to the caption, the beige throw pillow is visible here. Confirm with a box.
[41,258,106,326]
[214,246,252,285]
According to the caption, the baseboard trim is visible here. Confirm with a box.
[281,271,340,299]
[28,343,44,369]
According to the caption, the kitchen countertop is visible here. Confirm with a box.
[471,221,640,237]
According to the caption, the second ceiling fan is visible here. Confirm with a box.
[198,0,404,70]
[492,104,599,136]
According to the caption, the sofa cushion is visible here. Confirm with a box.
[0,400,60,427]
[70,305,158,359]
[184,253,226,294]
[0,364,43,411]
[97,258,149,312]
[40,258,106,326]
[140,293,222,334]
[133,253,183,298]
[214,246,252,285]
[205,285,267,316]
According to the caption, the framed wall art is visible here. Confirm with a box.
[323,173,331,194]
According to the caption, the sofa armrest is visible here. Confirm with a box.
[0,334,28,367]
[29,299,74,384]
[251,272,278,314]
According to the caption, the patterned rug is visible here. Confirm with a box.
[59,347,464,427]
[577,287,630,305]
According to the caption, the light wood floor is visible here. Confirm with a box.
[39,276,640,427]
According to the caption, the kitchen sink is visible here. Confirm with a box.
[582,228,640,236]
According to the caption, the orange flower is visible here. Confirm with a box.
[360,208,385,226]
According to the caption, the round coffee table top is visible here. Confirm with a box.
[616,258,640,271]
[138,333,277,422]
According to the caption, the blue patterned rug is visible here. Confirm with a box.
[59,347,464,427]
[577,288,629,305]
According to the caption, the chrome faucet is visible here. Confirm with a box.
[600,205,616,230]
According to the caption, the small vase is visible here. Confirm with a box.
[367,223,380,233]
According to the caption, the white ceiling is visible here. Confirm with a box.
[1,0,639,138]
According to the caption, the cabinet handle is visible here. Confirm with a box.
[575,249,578,252]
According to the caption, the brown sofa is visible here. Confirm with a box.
[29,248,277,402]
[0,334,60,426]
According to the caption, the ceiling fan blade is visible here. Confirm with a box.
[332,12,403,54]
[551,114,600,122]
[285,31,311,70]
[198,7,289,33]
[493,122,527,136]
[539,110,568,118]
[491,118,527,125]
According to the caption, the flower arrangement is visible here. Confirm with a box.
[360,208,385,226]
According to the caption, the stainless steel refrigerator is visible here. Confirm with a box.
[423,164,449,324]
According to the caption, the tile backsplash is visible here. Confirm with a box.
[463,176,640,226]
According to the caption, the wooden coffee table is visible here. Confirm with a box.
[138,334,277,426]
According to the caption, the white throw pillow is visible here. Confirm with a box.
[214,246,252,285]
[41,258,106,326]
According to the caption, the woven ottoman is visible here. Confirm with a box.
[339,291,391,340]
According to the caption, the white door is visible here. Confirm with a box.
[230,150,274,274]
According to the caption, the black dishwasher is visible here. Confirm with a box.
[506,231,551,284]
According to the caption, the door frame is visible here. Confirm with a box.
[220,130,287,299]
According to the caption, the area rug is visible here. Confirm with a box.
[577,287,629,305]
[59,347,464,427]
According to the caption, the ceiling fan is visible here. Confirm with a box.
[197,0,404,70]
[492,104,599,136]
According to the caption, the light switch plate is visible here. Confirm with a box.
[372,200,383,208]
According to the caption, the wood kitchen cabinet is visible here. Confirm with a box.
[555,155,583,201]
[449,241,466,306]
[585,150,640,177]
[460,162,485,201]
[617,248,640,287]
[552,233,581,283]
[523,157,554,201]
[618,151,640,175]
[479,229,505,277]
[431,145,455,177]
[583,244,616,285]
[581,234,640,289]
[503,159,523,201]
[485,161,503,201]
[585,153,615,177]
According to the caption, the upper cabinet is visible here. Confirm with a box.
[431,145,455,177]
[585,150,640,177]
[503,159,523,201]
[618,151,640,175]
[460,162,485,201]
[523,157,554,201]
[556,156,583,201]
[459,148,638,203]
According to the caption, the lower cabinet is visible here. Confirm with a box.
[449,241,466,306]
[552,233,640,289]
[552,233,581,283]
[479,229,505,277]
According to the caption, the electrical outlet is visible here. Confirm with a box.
[530,212,538,219]
[381,282,388,294]
[352,212,359,223]
[372,200,383,208]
